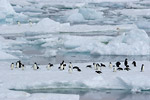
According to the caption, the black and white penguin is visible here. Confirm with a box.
[141,64,144,72]
[10,63,14,70]
[93,63,97,70]
[109,62,112,68]
[116,61,121,67]
[95,64,102,74]
[16,60,22,68]
[113,65,116,72]
[73,66,81,72]
[33,62,39,70]
[21,64,25,70]
[29,20,32,27]
[86,65,92,68]
[132,61,136,67]
[124,67,130,71]
[46,63,53,70]
[117,67,123,71]
[17,21,21,26]
[96,63,100,70]
[60,60,65,70]
[101,63,106,67]
[68,62,73,73]
[124,58,128,67]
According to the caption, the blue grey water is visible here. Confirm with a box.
[11,88,150,100]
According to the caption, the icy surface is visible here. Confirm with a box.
[0,61,150,99]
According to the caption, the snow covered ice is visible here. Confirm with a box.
[0,0,150,100]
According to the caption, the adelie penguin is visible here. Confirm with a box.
[32,62,39,70]
[68,62,73,73]
[101,63,106,67]
[116,61,121,67]
[124,58,128,67]
[113,65,117,72]
[10,63,14,70]
[21,64,25,70]
[141,64,144,72]
[16,60,22,68]
[59,60,66,70]
[132,61,136,67]
[86,65,92,68]
[93,63,97,70]
[117,67,123,71]
[124,66,130,71]
[73,66,81,72]
[109,62,112,68]
[95,65,102,74]
[46,63,53,70]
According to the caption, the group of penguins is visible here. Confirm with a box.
[10,58,145,74]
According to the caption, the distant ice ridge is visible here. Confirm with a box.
[41,28,150,56]
[0,18,137,34]
[0,0,28,24]
[67,8,103,23]
[0,18,149,56]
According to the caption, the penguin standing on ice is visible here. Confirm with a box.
[109,62,112,68]
[95,64,102,74]
[32,62,39,70]
[16,61,22,68]
[116,61,121,67]
[10,63,14,70]
[46,63,53,70]
[132,61,136,67]
[100,63,106,67]
[17,21,21,26]
[113,65,116,72]
[29,20,32,27]
[141,64,144,72]
[93,63,97,70]
[124,58,128,67]
[68,62,73,73]
[73,66,81,72]
[21,64,25,70]
[59,60,66,70]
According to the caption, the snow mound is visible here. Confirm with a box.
[61,29,150,55]
[0,0,16,14]
[0,0,28,24]
[79,8,103,20]
[0,51,18,60]
[67,12,85,23]
[35,18,70,32]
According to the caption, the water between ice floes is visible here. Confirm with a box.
[12,88,150,100]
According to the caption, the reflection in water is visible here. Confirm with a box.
[12,88,150,100]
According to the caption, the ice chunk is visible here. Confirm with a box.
[0,51,18,60]
[67,12,85,23]
[79,8,103,20]
[0,0,16,14]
